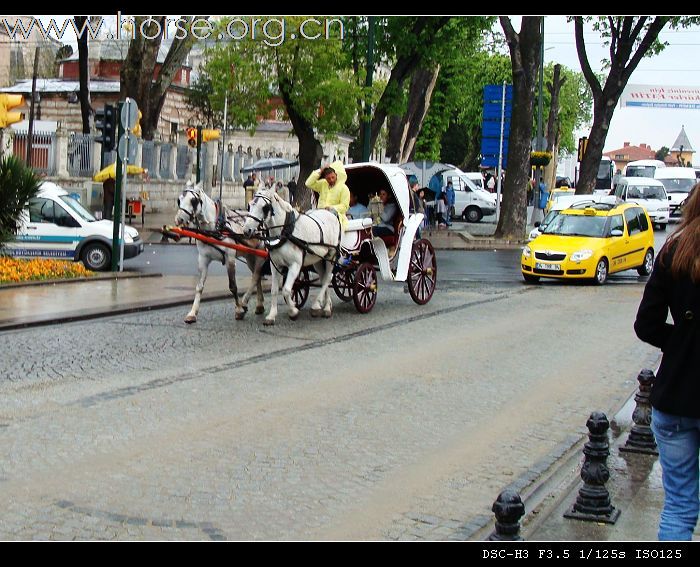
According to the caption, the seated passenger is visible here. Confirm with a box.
[347,189,370,219]
[372,188,398,237]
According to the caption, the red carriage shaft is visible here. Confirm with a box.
[168,227,269,258]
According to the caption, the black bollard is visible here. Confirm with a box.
[487,489,525,541]
[620,369,658,456]
[564,411,621,524]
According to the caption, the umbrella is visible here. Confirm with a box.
[240,157,299,174]
[419,186,438,201]
[93,163,146,182]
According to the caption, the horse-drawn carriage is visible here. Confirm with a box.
[288,162,437,314]
[171,162,437,325]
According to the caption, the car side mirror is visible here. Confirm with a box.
[534,221,541,228]
[611,229,624,237]
[669,195,672,201]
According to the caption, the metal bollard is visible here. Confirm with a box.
[564,411,621,524]
[620,369,658,456]
[487,489,525,541]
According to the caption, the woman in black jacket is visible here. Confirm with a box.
[634,184,700,541]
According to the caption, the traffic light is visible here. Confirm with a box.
[95,104,117,151]
[201,129,220,143]
[186,126,198,147]
[577,136,589,162]
[0,94,25,128]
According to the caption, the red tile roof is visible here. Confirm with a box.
[604,144,657,162]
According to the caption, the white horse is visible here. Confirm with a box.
[175,183,268,324]
[242,187,341,326]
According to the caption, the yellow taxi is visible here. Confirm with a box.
[544,188,576,214]
[521,202,655,285]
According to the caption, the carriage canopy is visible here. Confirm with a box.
[344,163,411,221]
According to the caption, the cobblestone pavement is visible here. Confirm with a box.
[0,278,659,540]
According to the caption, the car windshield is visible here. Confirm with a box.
[59,195,96,222]
[636,185,667,200]
[626,166,656,178]
[658,178,696,193]
[542,213,608,238]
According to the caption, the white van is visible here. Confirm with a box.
[4,182,144,271]
[465,172,486,191]
[623,159,666,178]
[654,167,697,221]
[608,177,670,230]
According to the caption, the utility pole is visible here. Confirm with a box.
[362,16,375,162]
[26,47,40,166]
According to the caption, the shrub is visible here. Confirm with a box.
[0,155,42,248]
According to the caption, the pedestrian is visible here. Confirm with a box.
[275,181,289,202]
[243,172,261,205]
[634,183,700,541]
[537,177,549,217]
[436,193,448,228]
[287,177,297,206]
[102,177,115,220]
[444,181,455,226]
[527,178,534,206]
[487,174,496,193]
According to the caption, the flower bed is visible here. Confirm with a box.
[0,256,95,284]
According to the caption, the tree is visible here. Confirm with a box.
[199,17,358,208]
[121,16,206,140]
[574,16,700,195]
[496,17,543,239]
[0,155,42,247]
[655,146,670,162]
[73,16,91,134]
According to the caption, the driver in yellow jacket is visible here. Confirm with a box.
[305,160,350,232]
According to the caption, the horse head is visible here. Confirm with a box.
[175,182,212,227]
[243,187,280,238]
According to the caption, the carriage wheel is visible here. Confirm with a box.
[332,265,355,302]
[352,262,378,314]
[291,268,311,309]
[407,239,437,305]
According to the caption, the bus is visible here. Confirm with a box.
[594,156,616,195]
[623,159,666,178]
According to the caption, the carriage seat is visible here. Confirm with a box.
[378,217,404,255]
[346,217,373,231]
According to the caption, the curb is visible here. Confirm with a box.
[0,271,162,290]
[0,290,233,332]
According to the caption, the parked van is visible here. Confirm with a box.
[465,172,486,191]
[654,166,697,221]
[608,177,670,230]
[4,182,144,271]
[400,161,497,223]
[623,159,666,179]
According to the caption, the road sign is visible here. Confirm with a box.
[121,98,139,130]
[118,132,137,163]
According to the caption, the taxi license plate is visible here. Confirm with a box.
[535,262,560,271]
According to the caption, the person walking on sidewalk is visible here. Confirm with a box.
[444,181,455,226]
[634,183,700,541]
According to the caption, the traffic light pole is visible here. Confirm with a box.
[196,125,202,184]
[111,102,125,272]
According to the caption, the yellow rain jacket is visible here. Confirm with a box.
[305,160,350,231]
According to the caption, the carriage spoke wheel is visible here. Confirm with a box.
[352,262,378,314]
[291,268,311,309]
[332,265,355,302]
[407,239,437,305]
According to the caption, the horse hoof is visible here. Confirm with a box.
[289,312,299,321]
[322,311,332,318]
[263,319,275,326]
[255,305,265,315]
[310,308,322,318]
[235,312,245,321]
[184,316,197,324]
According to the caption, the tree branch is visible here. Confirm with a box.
[574,17,602,100]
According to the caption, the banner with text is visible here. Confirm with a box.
[621,84,700,109]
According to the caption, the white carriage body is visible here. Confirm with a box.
[343,163,425,283]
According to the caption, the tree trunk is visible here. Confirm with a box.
[279,80,323,211]
[74,16,91,134]
[545,65,564,191]
[495,17,542,240]
[396,65,440,163]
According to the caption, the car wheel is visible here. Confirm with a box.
[593,257,608,285]
[523,273,540,284]
[81,242,111,271]
[463,206,483,223]
[637,249,654,276]
[656,223,667,231]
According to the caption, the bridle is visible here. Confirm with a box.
[177,188,203,226]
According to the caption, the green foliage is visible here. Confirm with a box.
[193,17,359,137]
[656,146,670,161]
[0,155,42,247]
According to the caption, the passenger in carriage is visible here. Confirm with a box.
[305,160,350,231]
[347,189,370,219]
[372,188,398,237]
